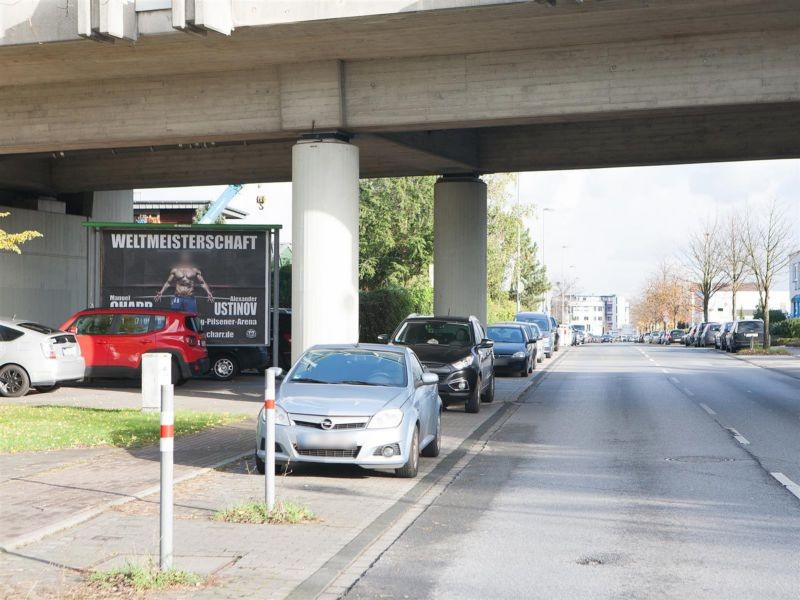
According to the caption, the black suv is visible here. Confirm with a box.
[382,315,495,413]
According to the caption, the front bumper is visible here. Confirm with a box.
[493,356,527,371]
[256,419,414,468]
[424,367,477,404]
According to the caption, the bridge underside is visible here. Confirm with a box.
[1,0,799,195]
[17,102,800,194]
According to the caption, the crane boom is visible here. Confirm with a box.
[198,184,243,224]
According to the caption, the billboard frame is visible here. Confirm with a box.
[84,221,283,367]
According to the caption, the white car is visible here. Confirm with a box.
[0,318,85,397]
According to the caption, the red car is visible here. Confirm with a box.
[60,308,209,384]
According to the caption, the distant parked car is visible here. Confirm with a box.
[516,321,545,363]
[698,323,721,347]
[255,344,442,478]
[726,319,765,352]
[601,334,612,343]
[383,315,495,413]
[516,312,557,359]
[61,308,209,385]
[669,329,685,344]
[716,322,733,350]
[650,331,664,344]
[0,318,85,397]
[487,323,535,377]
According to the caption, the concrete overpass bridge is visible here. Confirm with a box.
[1,0,799,357]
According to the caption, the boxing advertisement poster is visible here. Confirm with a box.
[99,229,269,346]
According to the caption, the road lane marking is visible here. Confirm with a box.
[661,368,669,374]
[683,388,695,397]
[771,473,800,501]
[669,377,680,384]
[699,403,716,415]
[727,428,750,445]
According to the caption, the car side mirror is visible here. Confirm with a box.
[377,334,389,343]
[479,338,494,349]
[421,372,439,386]
[526,339,535,345]
[67,326,78,334]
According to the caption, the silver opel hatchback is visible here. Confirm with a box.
[255,344,442,478]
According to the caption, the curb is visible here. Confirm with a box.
[0,449,252,553]
[287,346,571,600]
[716,348,800,381]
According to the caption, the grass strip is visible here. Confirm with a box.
[0,405,246,453]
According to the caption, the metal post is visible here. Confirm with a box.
[272,229,281,368]
[264,368,277,511]
[159,383,174,570]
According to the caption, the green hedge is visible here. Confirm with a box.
[771,317,800,338]
[359,286,433,342]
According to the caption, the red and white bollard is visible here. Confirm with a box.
[264,369,277,511]
[160,383,174,570]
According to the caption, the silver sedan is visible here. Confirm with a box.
[255,344,442,478]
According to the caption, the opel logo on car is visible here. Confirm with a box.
[320,419,334,430]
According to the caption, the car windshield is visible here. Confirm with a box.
[393,321,473,347]
[18,322,58,334]
[290,349,407,387]
[738,321,763,333]
[487,326,524,343]
[671,330,683,335]
[517,314,550,331]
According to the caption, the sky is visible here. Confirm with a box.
[137,158,800,299]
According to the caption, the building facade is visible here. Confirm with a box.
[790,252,800,318]
[692,283,791,323]
[567,294,629,335]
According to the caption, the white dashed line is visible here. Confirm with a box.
[683,388,695,397]
[669,377,680,384]
[727,428,750,445]
[771,472,800,501]
[699,403,716,415]
[661,368,669,374]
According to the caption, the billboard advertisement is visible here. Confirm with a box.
[99,229,269,345]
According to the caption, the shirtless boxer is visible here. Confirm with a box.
[154,252,214,313]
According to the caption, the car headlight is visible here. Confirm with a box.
[451,355,474,370]
[368,408,404,429]
[512,351,527,358]
[260,405,291,426]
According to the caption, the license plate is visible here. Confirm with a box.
[62,346,77,357]
[296,432,356,450]
[494,357,509,366]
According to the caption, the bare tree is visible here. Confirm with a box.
[742,200,797,347]
[720,212,750,321]
[684,221,728,322]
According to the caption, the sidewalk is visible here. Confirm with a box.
[732,348,800,380]
[0,419,255,550]
[0,351,566,599]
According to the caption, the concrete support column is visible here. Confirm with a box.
[291,138,360,362]
[434,175,487,324]
[92,189,133,221]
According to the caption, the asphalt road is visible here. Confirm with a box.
[347,343,800,600]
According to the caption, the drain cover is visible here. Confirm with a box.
[665,456,738,463]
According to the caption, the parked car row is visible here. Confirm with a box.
[255,310,567,480]
[635,319,766,353]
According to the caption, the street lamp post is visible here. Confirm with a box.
[539,207,555,312]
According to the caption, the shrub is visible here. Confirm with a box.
[771,317,800,338]
[359,285,433,342]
